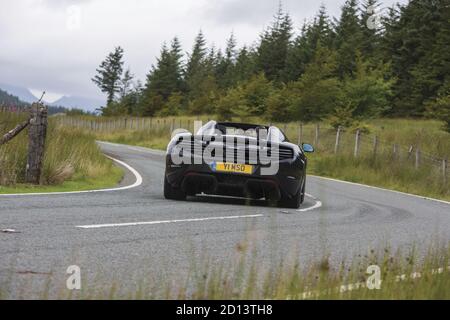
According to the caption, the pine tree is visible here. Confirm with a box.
[216,86,246,121]
[309,4,334,48]
[119,68,134,99]
[342,54,393,117]
[234,46,257,83]
[92,46,124,106]
[169,37,185,94]
[216,33,238,89]
[387,0,450,116]
[256,4,293,81]
[185,30,209,100]
[290,44,342,121]
[360,0,383,60]
[334,0,364,78]
[242,73,273,116]
[141,38,185,116]
[265,85,293,121]
[283,5,334,82]
[283,24,312,82]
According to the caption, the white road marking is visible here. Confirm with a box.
[99,141,166,156]
[297,193,323,212]
[309,175,450,206]
[291,265,450,299]
[1,228,20,233]
[76,214,264,229]
[0,155,143,197]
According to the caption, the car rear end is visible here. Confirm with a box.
[165,134,306,202]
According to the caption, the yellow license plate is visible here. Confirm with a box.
[215,162,253,174]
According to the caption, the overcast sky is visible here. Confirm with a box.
[0,0,407,102]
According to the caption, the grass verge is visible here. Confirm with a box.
[0,113,123,194]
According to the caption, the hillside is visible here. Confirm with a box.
[0,88,28,107]
[0,88,89,115]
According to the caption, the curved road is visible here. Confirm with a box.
[1,141,449,298]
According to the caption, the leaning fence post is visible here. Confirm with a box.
[354,129,361,158]
[415,148,421,169]
[25,103,48,184]
[334,126,342,154]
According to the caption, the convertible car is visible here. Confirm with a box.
[164,121,314,208]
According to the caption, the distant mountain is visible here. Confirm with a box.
[0,83,38,104]
[50,95,104,112]
[0,83,104,112]
[0,86,93,115]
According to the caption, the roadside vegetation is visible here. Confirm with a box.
[2,242,449,299]
[0,112,123,194]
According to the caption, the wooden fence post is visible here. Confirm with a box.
[373,135,378,158]
[297,122,303,145]
[415,148,421,169]
[314,124,320,147]
[25,103,48,184]
[393,144,398,159]
[334,126,342,154]
[354,129,361,158]
[443,159,448,184]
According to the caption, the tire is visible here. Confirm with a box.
[278,179,305,209]
[164,176,186,200]
[278,189,301,209]
[300,179,306,204]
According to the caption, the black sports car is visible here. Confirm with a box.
[164,121,314,208]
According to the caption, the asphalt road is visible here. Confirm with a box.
[1,141,449,298]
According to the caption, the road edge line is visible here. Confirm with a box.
[0,155,143,197]
[309,175,450,205]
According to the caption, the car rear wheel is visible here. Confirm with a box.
[300,179,306,204]
[278,190,301,209]
[164,176,186,200]
[278,180,305,209]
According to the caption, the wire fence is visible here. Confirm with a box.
[55,116,449,184]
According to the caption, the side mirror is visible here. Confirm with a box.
[302,143,314,153]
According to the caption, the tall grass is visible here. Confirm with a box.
[2,242,449,299]
[0,112,122,189]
